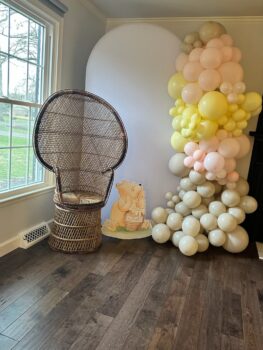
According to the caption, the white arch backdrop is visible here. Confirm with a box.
[86,23,181,219]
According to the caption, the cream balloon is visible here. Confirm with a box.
[182,215,200,236]
[165,192,173,200]
[171,231,185,247]
[217,213,237,232]
[180,178,196,191]
[197,181,215,198]
[167,201,175,208]
[223,226,249,253]
[239,196,258,214]
[235,178,249,196]
[199,21,226,43]
[189,170,206,185]
[221,190,241,207]
[175,202,192,216]
[228,207,246,224]
[208,229,226,246]
[152,224,170,243]
[196,234,209,252]
[151,207,168,224]
[179,190,186,200]
[200,213,218,231]
[179,236,198,256]
[209,201,226,217]
[192,204,208,219]
[168,153,190,177]
[172,195,180,204]
[166,208,175,215]
[166,212,183,231]
[183,191,202,209]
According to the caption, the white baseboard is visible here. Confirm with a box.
[0,219,53,258]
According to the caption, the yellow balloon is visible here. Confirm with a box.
[251,105,262,117]
[232,128,242,137]
[171,132,189,152]
[198,91,228,120]
[196,120,218,139]
[172,117,182,131]
[241,92,262,112]
[224,119,236,131]
[232,109,246,122]
[236,121,248,129]
[168,73,187,100]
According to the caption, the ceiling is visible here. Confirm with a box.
[88,0,263,18]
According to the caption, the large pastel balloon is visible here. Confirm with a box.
[198,69,221,91]
[221,46,233,62]
[179,235,198,256]
[235,135,250,159]
[152,224,170,243]
[204,152,225,173]
[171,132,189,152]
[217,213,237,232]
[206,38,224,49]
[168,73,187,99]
[218,62,244,85]
[220,34,234,47]
[200,48,222,69]
[224,158,236,173]
[196,234,209,252]
[192,204,208,219]
[218,138,240,158]
[235,177,249,196]
[189,48,204,62]
[171,231,185,247]
[199,136,219,152]
[209,201,226,217]
[241,92,262,112]
[239,196,258,214]
[167,212,183,231]
[221,190,241,207]
[197,181,216,198]
[196,120,218,139]
[175,53,189,72]
[182,83,203,104]
[189,170,206,185]
[152,207,168,224]
[184,142,199,156]
[223,226,249,253]
[208,229,226,246]
[228,207,245,224]
[180,177,196,191]
[183,62,203,82]
[175,202,192,216]
[199,21,226,43]
[198,91,228,120]
[183,191,202,209]
[200,213,218,231]
[168,153,190,177]
[182,215,200,236]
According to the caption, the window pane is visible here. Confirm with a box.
[30,107,39,145]
[28,147,43,184]
[12,105,29,147]
[9,9,28,60]
[10,147,27,188]
[0,149,9,191]
[0,53,8,97]
[0,103,11,147]
[0,4,9,53]
[28,63,42,103]
[29,21,43,64]
[9,57,27,100]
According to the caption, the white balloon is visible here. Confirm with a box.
[223,226,249,253]
[151,207,168,224]
[209,201,226,217]
[235,177,249,196]
[221,190,241,207]
[217,213,237,232]
[182,215,200,236]
[168,153,190,177]
[175,202,192,216]
[208,229,226,246]
[200,213,218,231]
[172,195,180,204]
[196,234,209,252]
[167,200,175,208]
[192,204,208,219]
[183,191,202,209]
[171,231,185,247]
[189,170,206,185]
[197,181,215,198]
[239,196,258,214]
[180,177,196,191]
[228,207,246,224]
[152,224,170,243]
[166,212,183,231]
[165,192,173,200]
[179,190,186,200]
[179,236,198,256]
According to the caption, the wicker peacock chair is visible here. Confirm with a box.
[34,90,128,253]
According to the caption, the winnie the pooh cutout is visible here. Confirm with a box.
[102,180,152,239]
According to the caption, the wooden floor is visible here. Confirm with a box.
[0,237,263,350]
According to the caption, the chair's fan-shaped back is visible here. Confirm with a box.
[34,90,127,199]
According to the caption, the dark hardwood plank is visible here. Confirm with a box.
[222,289,243,339]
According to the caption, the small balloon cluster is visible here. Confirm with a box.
[151,154,257,256]
[168,21,262,151]
[151,21,261,256]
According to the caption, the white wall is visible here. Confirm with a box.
[107,17,263,178]
[0,0,106,254]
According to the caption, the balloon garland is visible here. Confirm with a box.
[151,21,261,256]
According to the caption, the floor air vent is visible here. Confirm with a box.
[20,222,50,249]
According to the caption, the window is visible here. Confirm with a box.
[0,0,58,200]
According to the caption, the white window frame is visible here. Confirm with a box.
[0,0,63,204]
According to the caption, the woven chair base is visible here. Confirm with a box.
[48,204,102,254]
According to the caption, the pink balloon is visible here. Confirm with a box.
[199,136,219,152]
[216,129,229,140]
[175,53,189,72]
[204,152,225,172]
[184,142,199,156]
[218,62,244,85]
[193,149,205,161]
[200,48,223,69]
[194,161,205,172]
[218,138,240,158]
[183,62,203,82]
[182,83,203,104]
[232,47,242,62]
[206,38,224,49]
[198,69,221,91]
[227,171,240,182]
[235,135,251,159]
[184,156,195,168]
[220,34,234,47]
[222,46,233,62]
[189,48,204,62]
[224,158,237,172]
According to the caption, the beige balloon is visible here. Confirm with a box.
[152,224,170,243]
[209,201,226,217]
[200,213,218,231]
[182,215,200,236]
[175,202,192,216]
[183,191,202,209]
[180,177,196,191]
[165,191,173,200]
[235,177,249,196]
[197,181,215,198]
[171,231,185,247]
[239,196,258,214]
[172,195,180,204]
[168,153,190,177]
[223,226,249,253]
[192,204,208,219]
[221,190,241,208]
[208,229,226,246]
[199,21,226,43]
[179,235,198,256]
[196,234,209,252]
[167,200,175,208]
[228,207,246,224]
[217,213,237,232]
[179,190,186,200]
[151,207,168,224]
[189,170,206,185]
[167,212,183,231]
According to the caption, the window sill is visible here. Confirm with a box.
[0,185,55,208]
